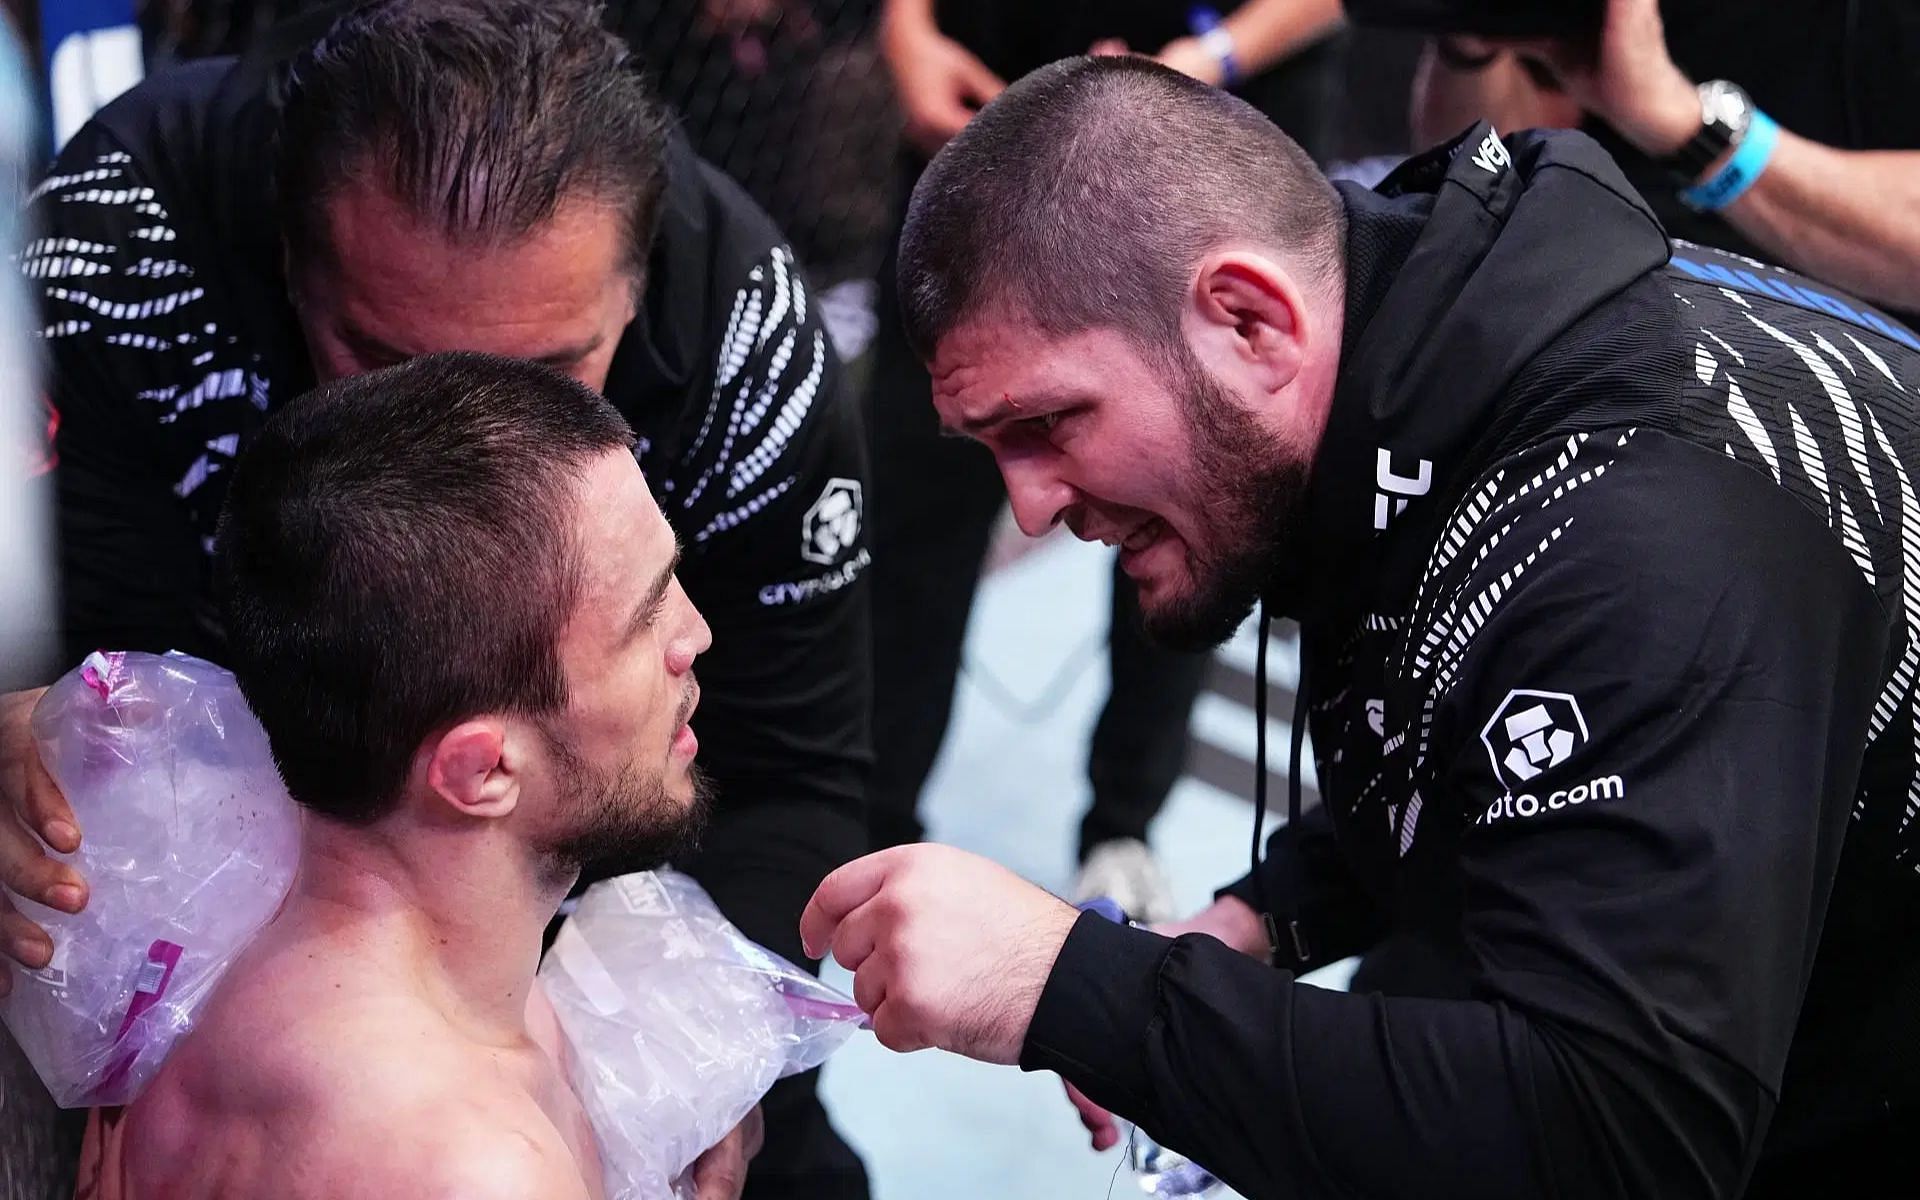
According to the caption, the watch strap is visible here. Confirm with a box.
[1658,81,1749,181]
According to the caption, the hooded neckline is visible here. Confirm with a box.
[1265,123,1672,625]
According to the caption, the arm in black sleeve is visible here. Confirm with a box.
[1023,435,1889,1200]
[24,123,216,669]
[1213,801,1386,972]
[657,240,872,967]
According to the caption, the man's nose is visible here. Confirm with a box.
[667,595,713,674]
[1001,459,1074,538]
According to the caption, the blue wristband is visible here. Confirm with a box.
[1077,896,1131,926]
[1187,6,1242,87]
[1680,109,1779,213]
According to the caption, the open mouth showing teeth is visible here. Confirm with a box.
[1087,518,1163,551]
[1119,520,1161,552]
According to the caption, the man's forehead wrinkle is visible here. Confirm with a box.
[942,376,1018,437]
[931,353,992,402]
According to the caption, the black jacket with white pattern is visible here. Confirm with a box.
[1023,125,1920,1198]
[21,53,870,971]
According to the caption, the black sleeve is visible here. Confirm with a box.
[23,122,215,670]
[654,239,872,968]
[1022,434,1890,1200]
[1213,801,1387,972]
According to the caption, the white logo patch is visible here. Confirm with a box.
[1374,448,1433,530]
[801,478,863,565]
[1471,129,1511,175]
[1476,690,1624,827]
[1481,689,1588,789]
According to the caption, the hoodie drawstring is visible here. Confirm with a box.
[1250,602,1313,968]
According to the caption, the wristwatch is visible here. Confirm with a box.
[1658,80,1754,182]
[1199,24,1241,86]
[1188,8,1242,87]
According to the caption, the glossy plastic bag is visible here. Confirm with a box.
[540,871,865,1199]
[1,651,301,1106]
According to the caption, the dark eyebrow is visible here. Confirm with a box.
[531,332,606,369]
[628,541,683,639]
[937,416,999,440]
[337,320,410,366]
[938,391,1082,440]
[337,320,604,370]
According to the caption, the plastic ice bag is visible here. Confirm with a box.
[540,871,866,1200]
[1,651,301,1107]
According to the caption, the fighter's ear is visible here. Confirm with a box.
[1187,251,1308,395]
[423,718,520,820]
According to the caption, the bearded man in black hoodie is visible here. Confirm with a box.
[802,54,1920,1200]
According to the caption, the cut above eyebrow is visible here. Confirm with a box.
[940,390,1081,439]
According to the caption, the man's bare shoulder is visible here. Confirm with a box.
[156,950,464,1110]
[142,1071,592,1200]
[354,1120,598,1200]
[246,1080,596,1200]
[130,1007,593,1199]
[123,950,592,1199]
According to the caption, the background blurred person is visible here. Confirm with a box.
[868,0,1346,923]
[2,11,66,1200]
[1406,0,1920,314]
[603,0,896,355]
[0,2,48,688]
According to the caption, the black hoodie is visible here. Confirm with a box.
[1021,125,1920,1198]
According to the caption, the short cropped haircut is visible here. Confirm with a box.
[215,352,634,823]
[275,0,670,274]
[898,56,1346,367]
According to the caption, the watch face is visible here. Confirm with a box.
[1700,82,1753,134]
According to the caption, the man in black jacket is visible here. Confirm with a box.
[865,0,1347,923]
[803,55,1920,1198]
[0,3,870,1195]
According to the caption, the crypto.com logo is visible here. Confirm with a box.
[1480,689,1588,790]
[802,478,863,566]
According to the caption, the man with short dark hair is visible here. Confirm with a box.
[805,56,1920,1197]
[1,3,871,1195]
[76,352,717,1200]
[867,0,1349,924]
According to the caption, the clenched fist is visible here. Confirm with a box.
[799,844,1077,1064]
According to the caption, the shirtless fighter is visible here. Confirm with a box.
[73,353,748,1199]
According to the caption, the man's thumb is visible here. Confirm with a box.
[960,55,1006,103]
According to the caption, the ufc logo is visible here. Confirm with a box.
[1373,449,1433,531]
[1471,130,1511,175]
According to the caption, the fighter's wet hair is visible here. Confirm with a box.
[275,0,669,277]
